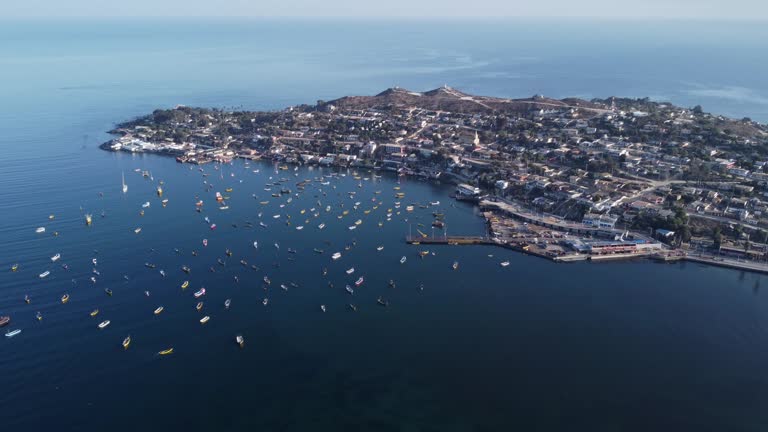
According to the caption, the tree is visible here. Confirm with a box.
[692,105,704,115]
[713,226,723,249]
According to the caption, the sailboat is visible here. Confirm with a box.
[122,171,128,194]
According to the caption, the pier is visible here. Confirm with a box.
[405,235,490,245]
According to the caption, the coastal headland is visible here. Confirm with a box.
[102,86,768,274]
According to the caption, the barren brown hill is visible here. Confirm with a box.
[325,86,609,115]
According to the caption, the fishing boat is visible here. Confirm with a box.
[122,171,128,194]
[158,348,174,356]
[98,320,111,329]
[51,253,61,262]
[346,267,355,274]
[39,271,50,279]
[36,227,46,233]
[5,329,21,338]
[345,285,354,295]
[104,288,113,296]
[11,264,18,272]
[0,316,10,327]
[331,252,342,260]
[200,316,210,324]
[154,306,164,315]
[355,277,364,287]
[500,261,510,267]
[400,256,407,264]
[194,288,206,298]
[224,299,231,309]
[196,302,203,311]
[452,261,459,270]
[122,335,131,349]
[236,335,244,348]
[90,309,99,317]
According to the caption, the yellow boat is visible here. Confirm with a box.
[354,219,362,225]
[11,264,18,272]
[393,186,400,190]
[225,188,233,192]
[364,210,371,215]
[342,210,349,216]
[417,229,428,238]
[181,281,189,289]
[90,309,99,317]
[420,251,430,257]
[196,302,203,311]
[300,209,306,214]
[260,201,269,205]
[61,294,70,304]
[122,335,131,349]
[158,348,174,355]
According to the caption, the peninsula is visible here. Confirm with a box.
[103,86,768,272]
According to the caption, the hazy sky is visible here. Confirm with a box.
[2,0,766,19]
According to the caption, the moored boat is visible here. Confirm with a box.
[98,320,111,329]
[122,335,131,349]
[0,316,10,327]
[5,329,21,338]
[236,335,244,348]
[194,288,206,298]
[154,306,164,315]
[200,316,210,324]
[39,270,50,279]
[61,294,69,303]
[158,348,174,355]
[355,276,364,287]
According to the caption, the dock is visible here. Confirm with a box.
[405,235,489,245]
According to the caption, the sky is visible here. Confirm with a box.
[1,0,766,19]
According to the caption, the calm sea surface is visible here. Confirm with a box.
[1,18,768,431]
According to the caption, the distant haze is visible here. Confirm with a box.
[2,0,767,19]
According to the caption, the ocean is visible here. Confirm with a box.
[1,18,768,431]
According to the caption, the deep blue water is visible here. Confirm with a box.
[1,18,768,431]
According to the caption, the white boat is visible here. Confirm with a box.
[98,320,111,329]
[194,288,206,298]
[355,277,364,287]
[346,267,355,274]
[35,227,46,233]
[122,171,128,194]
[345,285,354,295]
[273,214,280,219]
[253,241,258,249]
[236,335,244,347]
[224,299,231,309]
[331,252,342,260]
[200,316,210,324]
[51,253,61,262]
[296,226,304,230]
[154,306,164,315]
[5,329,21,338]
[400,256,407,264]
[500,261,510,267]
[262,298,269,306]
[430,201,440,206]
[142,202,150,208]
[348,225,356,230]
[39,271,50,279]
[376,246,384,251]
[134,227,142,234]
[318,223,326,230]
[259,222,267,228]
